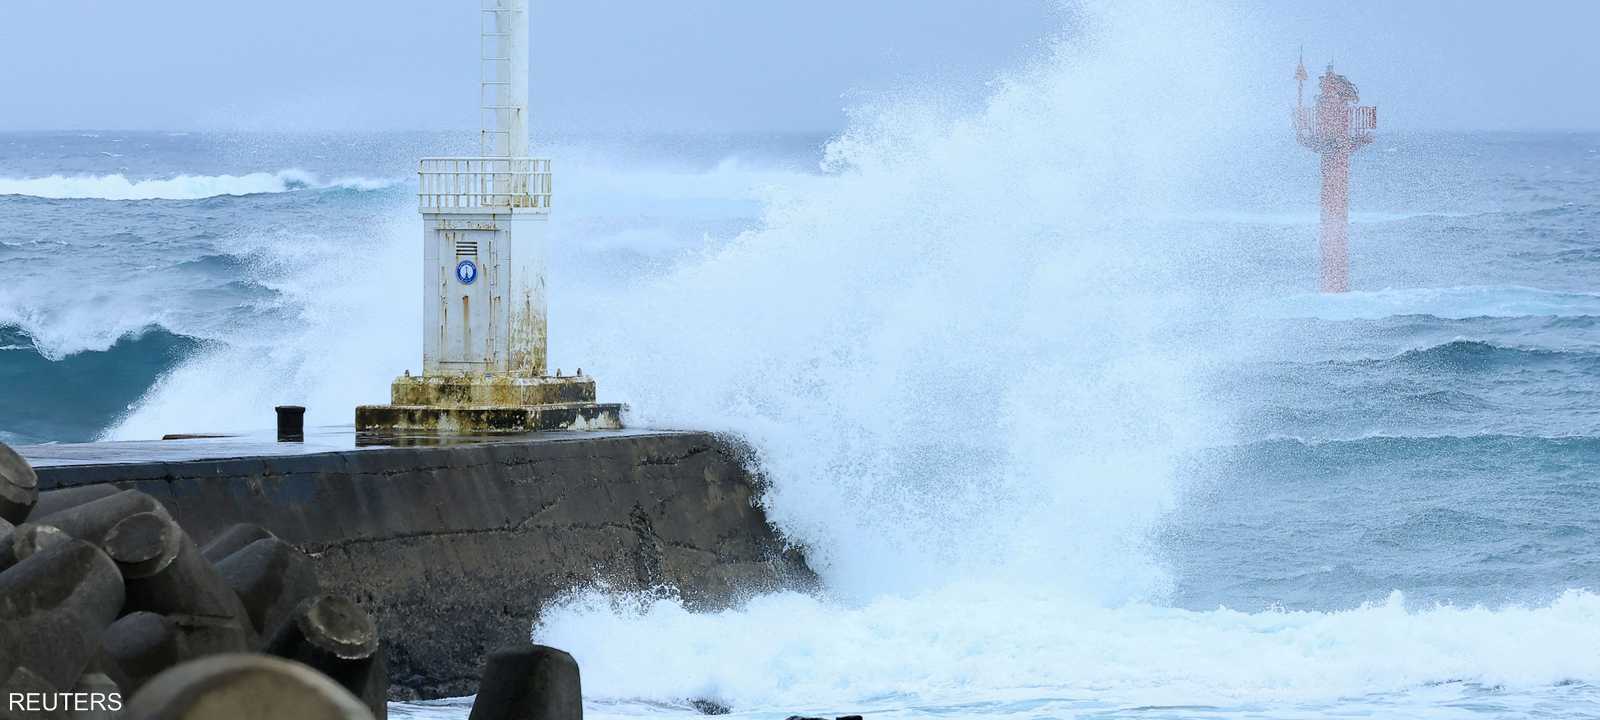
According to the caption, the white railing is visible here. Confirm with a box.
[1354,105,1377,132]
[418,157,551,210]
[1293,105,1375,147]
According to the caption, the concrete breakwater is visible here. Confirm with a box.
[23,429,816,699]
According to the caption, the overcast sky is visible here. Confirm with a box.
[2,1,1597,133]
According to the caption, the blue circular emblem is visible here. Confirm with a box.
[455,259,478,285]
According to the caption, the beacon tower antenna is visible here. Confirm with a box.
[357,0,621,434]
[1294,57,1376,293]
[480,0,528,160]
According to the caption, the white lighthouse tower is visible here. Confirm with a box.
[357,0,621,434]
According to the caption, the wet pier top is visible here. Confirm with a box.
[15,425,686,469]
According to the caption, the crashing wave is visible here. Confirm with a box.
[535,586,1600,713]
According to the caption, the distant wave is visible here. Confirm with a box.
[1257,285,1600,321]
[1377,338,1596,370]
[0,169,403,200]
[1231,432,1600,453]
[1207,434,1600,477]
[1189,210,1485,226]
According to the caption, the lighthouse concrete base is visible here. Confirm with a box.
[356,374,624,434]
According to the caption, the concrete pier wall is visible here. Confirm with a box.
[31,431,814,699]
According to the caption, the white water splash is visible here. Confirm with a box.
[562,0,1244,601]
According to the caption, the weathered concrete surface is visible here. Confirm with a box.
[29,431,814,699]
[357,374,622,433]
[354,402,624,434]
[389,374,599,406]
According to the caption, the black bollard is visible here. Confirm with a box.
[126,654,374,720]
[215,537,321,641]
[467,645,583,720]
[0,539,125,692]
[0,441,38,525]
[264,595,387,719]
[199,523,275,564]
[276,405,306,442]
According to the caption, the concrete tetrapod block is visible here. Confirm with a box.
[125,654,374,720]
[0,523,70,571]
[0,518,11,572]
[199,524,275,564]
[0,666,63,720]
[100,610,254,696]
[30,485,124,524]
[467,645,582,720]
[0,539,125,692]
[67,671,122,720]
[36,490,171,549]
[106,512,255,641]
[215,537,320,641]
[265,595,387,720]
[0,442,37,525]
[101,612,185,695]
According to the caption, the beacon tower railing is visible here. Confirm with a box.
[417,157,552,211]
[1293,105,1376,150]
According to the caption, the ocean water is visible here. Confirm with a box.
[7,3,1600,718]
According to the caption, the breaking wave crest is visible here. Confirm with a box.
[0,169,401,200]
[0,323,199,443]
[1371,339,1600,371]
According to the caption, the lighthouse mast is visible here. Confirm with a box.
[1294,57,1376,293]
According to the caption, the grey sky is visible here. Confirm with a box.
[2,1,1597,133]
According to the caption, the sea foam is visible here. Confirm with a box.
[536,587,1600,714]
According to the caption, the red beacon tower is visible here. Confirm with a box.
[1294,55,1376,293]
